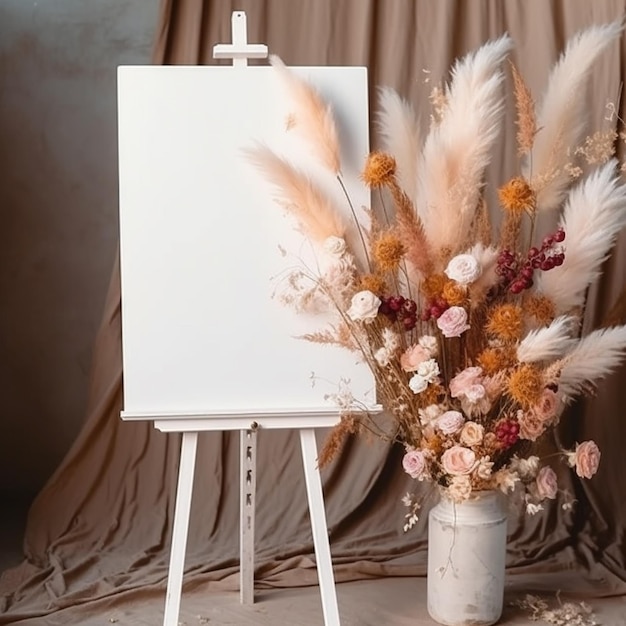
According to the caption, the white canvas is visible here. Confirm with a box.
[117,65,375,417]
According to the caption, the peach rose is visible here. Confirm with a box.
[518,411,546,441]
[402,449,429,480]
[449,367,483,398]
[573,441,601,479]
[535,466,558,500]
[532,389,560,424]
[436,306,471,338]
[400,344,430,372]
[460,421,484,447]
[441,446,477,476]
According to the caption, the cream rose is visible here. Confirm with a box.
[323,236,347,257]
[417,358,440,383]
[535,466,558,500]
[441,445,477,476]
[518,411,546,441]
[436,411,465,435]
[436,306,471,338]
[460,421,484,447]
[400,344,430,372]
[402,449,429,480]
[346,290,381,322]
[408,374,428,394]
[444,253,481,285]
[573,440,601,479]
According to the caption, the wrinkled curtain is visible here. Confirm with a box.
[1,1,626,624]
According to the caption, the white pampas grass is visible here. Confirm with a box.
[524,21,623,211]
[558,325,626,399]
[245,143,345,242]
[377,87,421,202]
[517,316,578,363]
[417,35,512,259]
[270,55,341,174]
[536,161,626,313]
[467,243,500,307]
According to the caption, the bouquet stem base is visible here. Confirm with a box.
[427,490,507,626]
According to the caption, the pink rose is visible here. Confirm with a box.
[400,344,430,372]
[574,441,601,479]
[464,384,486,403]
[436,410,465,435]
[532,389,560,424]
[402,449,429,480]
[518,411,546,441]
[535,466,558,500]
[460,421,484,447]
[437,306,471,338]
[441,446,477,476]
[449,366,483,398]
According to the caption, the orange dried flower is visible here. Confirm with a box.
[372,230,405,272]
[507,364,544,408]
[486,304,524,341]
[361,151,396,188]
[442,280,467,306]
[524,294,556,325]
[359,273,387,295]
[422,274,447,298]
[498,176,536,215]
[477,346,515,375]
[420,383,444,406]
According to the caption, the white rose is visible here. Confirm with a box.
[444,253,481,285]
[346,290,381,322]
[460,421,484,446]
[323,236,347,257]
[417,358,440,383]
[436,410,465,435]
[418,335,438,356]
[409,374,428,394]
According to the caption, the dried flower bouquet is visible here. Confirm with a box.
[247,22,626,520]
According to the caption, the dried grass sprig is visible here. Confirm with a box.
[509,61,537,156]
[524,21,624,211]
[377,87,421,202]
[536,160,626,313]
[417,35,512,258]
[270,54,342,174]
[245,143,345,242]
[557,325,626,400]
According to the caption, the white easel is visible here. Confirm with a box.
[117,12,375,626]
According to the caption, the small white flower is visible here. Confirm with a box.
[510,455,540,479]
[526,502,544,515]
[493,468,520,493]
[374,347,392,367]
[323,236,347,257]
[418,404,443,426]
[346,290,381,322]
[444,253,481,285]
[416,358,440,383]
[475,455,494,479]
[381,327,400,350]
[418,334,438,356]
[409,374,428,394]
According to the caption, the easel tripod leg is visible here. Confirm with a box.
[240,428,257,605]
[163,431,199,626]
[299,428,341,626]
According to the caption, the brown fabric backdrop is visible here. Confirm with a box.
[2,1,626,624]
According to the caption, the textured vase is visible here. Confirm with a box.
[427,490,507,626]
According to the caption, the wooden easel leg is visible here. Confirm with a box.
[163,431,199,626]
[240,428,257,605]
[299,428,341,626]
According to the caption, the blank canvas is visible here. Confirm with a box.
[117,65,375,417]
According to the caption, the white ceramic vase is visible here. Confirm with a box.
[427,490,507,626]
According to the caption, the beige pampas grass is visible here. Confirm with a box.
[517,316,577,363]
[509,61,537,156]
[377,87,421,202]
[417,35,512,260]
[536,161,626,314]
[558,325,626,400]
[524,21,623,212]
[245,143,345,242]
[270,55,342,175]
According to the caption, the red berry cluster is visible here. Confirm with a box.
[379,295,418,331]
[496,228,566,295]
[420,297,450,322]
[494,419,520,448]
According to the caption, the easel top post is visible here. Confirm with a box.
[212,11,269,68]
